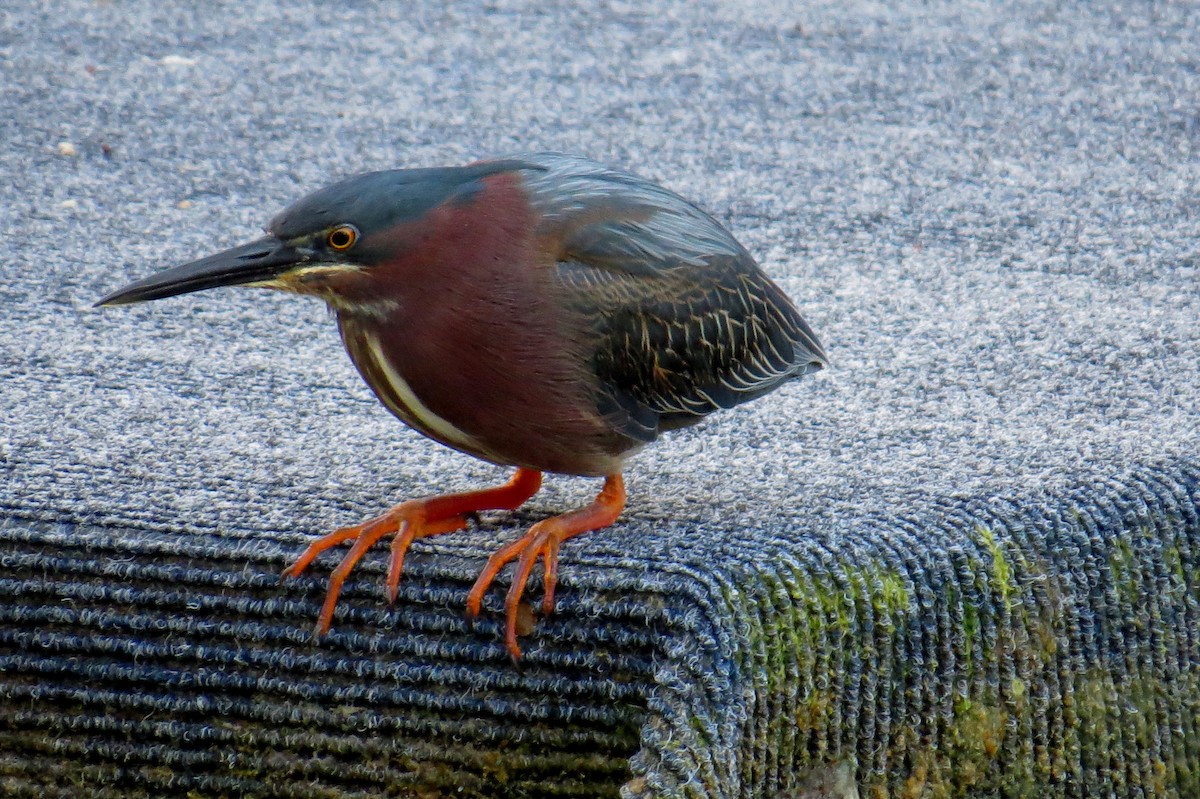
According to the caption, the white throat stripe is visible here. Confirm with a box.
[364,333,479,451]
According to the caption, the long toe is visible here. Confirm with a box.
[466,473,626,659]
[284,469,543,638]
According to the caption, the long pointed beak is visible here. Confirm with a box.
[94,236,310,307]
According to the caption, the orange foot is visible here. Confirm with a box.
[281,469,626,659]
[467,473,625,658]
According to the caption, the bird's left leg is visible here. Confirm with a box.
[465,473,626,658]
[282,468,542,636]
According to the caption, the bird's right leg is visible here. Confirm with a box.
[281,468,542,636]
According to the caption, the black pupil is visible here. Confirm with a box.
[331,229,351,247]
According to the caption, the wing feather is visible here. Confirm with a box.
[509,153,826,442]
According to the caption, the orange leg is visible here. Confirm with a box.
[282,468,542,636]
[466,473,626,659]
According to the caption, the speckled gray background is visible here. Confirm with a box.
[2,1,1199,797]
[5,0,1197,545]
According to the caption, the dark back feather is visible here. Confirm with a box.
[511,153,826,443]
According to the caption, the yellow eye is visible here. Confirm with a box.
[327,225,358,251]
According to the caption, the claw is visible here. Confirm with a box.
[279,468,624,659]
[281,468,543,638]
[466,473,626,659]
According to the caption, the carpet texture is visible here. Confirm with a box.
[2,1,1199,797]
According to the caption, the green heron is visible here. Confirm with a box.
[96,153,826,658]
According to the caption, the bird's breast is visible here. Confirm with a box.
[339,310,634,475]
[349,326,485,457]
[330,170,644,475]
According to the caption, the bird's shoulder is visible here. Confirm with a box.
[506,152,748,276]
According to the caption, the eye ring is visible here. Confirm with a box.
[327,225,359,251]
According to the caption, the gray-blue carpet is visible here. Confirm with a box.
[2,1,1198,797]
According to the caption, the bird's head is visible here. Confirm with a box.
[96,159,541,314]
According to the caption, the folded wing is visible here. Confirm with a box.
[516,153,826,442]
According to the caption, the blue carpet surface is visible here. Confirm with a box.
[2,1,1199,796]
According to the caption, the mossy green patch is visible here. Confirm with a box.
[1108,536,1141,608]
[771,518,1200,798]
[977,526,1016,610]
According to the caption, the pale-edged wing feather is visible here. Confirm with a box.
[512,153,826,443]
